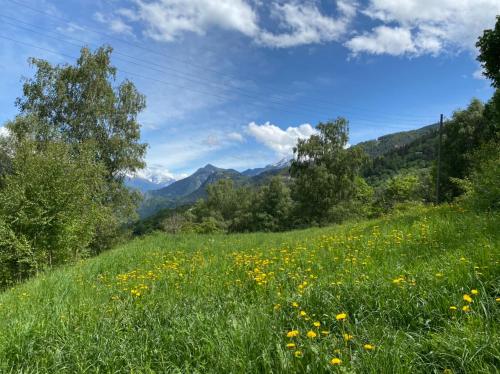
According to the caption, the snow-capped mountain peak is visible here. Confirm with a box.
[125,166,177,193]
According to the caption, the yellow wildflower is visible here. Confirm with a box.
[294,350,303,358]
[363,344,375,350]
[496,297,500,302]
[449,306,457,311]
[463,294,473,303]
[306,330,317,339]
[336,313,347,321]
[462,305,470,312]
[471,289,479,295]
[299,310,307,317]
[321,330,330,335]
[292,302,299,308]
[343,333,354,341]
[313,321,321,327]
[286,343,296,349]
[330,358,342,365]
[287,330,299,338]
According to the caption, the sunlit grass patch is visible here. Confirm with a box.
[0,205,498,373]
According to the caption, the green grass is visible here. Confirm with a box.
[0,205,499,373]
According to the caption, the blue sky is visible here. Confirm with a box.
[0,0,498,179]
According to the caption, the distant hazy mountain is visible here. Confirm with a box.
[242,157,291,177]
[138,164,247,217]
[149,164,241,199]
[125,168,176,193]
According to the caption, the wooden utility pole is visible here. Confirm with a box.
[436,114,444,204]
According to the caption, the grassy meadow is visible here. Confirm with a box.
[0,204,499,373]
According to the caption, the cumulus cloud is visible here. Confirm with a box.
[247,121,317,157]
[347,0,500,56]
[259,1,357,48]
[108,0,356,48]
[99,0,499,59]
[119,0,259,42]
[346,26,415,56]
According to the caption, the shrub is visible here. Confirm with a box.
[0,141,108,287]
[455,142,500,211]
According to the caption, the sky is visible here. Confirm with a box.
[0,0,498,179]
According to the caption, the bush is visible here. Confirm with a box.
[455,142,500,211]
[0,141,108,287]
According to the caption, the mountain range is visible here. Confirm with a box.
[133,122,439,218]
[136,160,289,218]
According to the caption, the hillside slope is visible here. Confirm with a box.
[0,205,498,373]
[356,123,438,158]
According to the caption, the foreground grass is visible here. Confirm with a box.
[0,205,499,373]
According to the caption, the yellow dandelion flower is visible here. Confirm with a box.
[463,294,473,303]
[471,289,479,295]
[449,306,457,311]
[321,330,330,336]
[299,310,307,317]
[313,321,321,327]
[294,350,303,358]
[330,358,342,365]
[292,302,299,308]
[343,333,354,341]
[336,313,347,321]
[496,297,500,302]
[287,330,299,338]
[363,344,375,351]
[462,305,470,312]
[306,330,317,339]
[286,343,296,349]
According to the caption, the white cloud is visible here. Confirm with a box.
[227,132,244,142]
[121,0,259,42]
[473,67,487,80]
[348,0,500,56]
[259,1,357,48]
[202,131,245,148]
[346,26,416,56]
[247,121,317,157]
[110,0,356,48]
[94,12,134,35]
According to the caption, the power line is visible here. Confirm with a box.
[0,13,435,123]
[0,33,435,130]
[2,1,436,121]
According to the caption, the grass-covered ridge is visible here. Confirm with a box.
[0,205,499,373]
